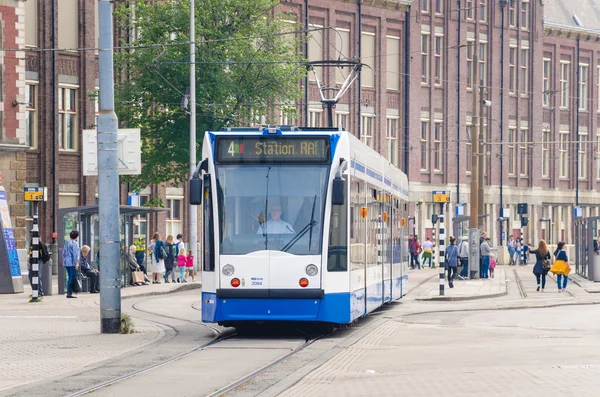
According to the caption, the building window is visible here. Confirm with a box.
[579,64,588,111]
[335,28,351,85]
[133,195,149,237]
[559,131,568,178]
[598,66,600,112]
[166,198,183,238]
[560,61,569,109]
[509,46,517,93]
[542,128,550,177]
[361,114,375,148]
[520,0,529,29]
[519,128,528,176]
[508,0,516,26]
[479,0,486,22]
[466,125,472,173]
[434,36,443,85]
[479,41,487,86]
[421,33,429,84]
[335,112,348,130]
[422,0,429,13]
[25,83,37,148]
[307,24,324,82]
[542,59,551,107]
[520,48,528,96]
[466,39,474,89]
[308,109,321,128]
[466,0,474,19]
[361,32,375,87]
[579,131,588,180]
[433,122,442,171]
[58,0,78,50]
[597,134,600,180]
[386,36,400,91]
[279,106,296,126]
[420,121,429,171]
[58,87,78,151]
[434,0,442,13]
[386,117,399,167]
[25,0,37,47]
[508,127,516,175]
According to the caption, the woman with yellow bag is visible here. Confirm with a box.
[550,241,570,292]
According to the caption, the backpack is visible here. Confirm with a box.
[40,242,51,263]
[157,242,166,260]
[173,242,179,257]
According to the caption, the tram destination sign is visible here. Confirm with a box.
[216,136,330,164]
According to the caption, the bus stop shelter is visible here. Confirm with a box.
[575,216,600,281]
[57,205,167,295]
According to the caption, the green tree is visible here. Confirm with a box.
[115,0,305,191]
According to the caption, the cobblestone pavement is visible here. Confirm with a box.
[0,281,200,393]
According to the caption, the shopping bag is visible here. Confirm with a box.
[71,277,82,293]
[132,271,145,284]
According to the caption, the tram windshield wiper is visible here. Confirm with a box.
[281,195,318,253]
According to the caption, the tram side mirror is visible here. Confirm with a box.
[332,177,345,206]
[190,177,203,205]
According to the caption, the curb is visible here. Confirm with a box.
[121,283,202,301]
[415,289,508,302]
[406,273,439,295]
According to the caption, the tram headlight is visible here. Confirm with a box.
[306,264,319,277]
[222,264,235,276]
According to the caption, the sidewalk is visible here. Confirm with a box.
[0,280,201,393]
[411,267,507,301]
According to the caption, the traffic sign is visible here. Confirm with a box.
[432,190,450,203]
[24,186,47,202]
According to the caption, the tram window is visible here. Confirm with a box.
[328,176,348,271]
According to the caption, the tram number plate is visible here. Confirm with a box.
[216,136,330,164]
[432,191,450,203]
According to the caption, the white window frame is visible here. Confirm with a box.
[421,32,430,85]
[466,0,474,20]
[133,195,149,237]
[433,121,443,171]
[479,0,486,22]
[386,117,399,167]
[420,120,429,171]
[520,47,528,96]
[520,0,529,30]
[509,46,517,93]
[434,0,443,14]
[335,111,349,130]
[578,130,588,180]
[361,114,375,149]
[508,127,517,175]
[422,0,429,13]
[579,64,588,111]
[559,130,569,178]
[466,38,474,89]
[519,127,528,176]
[308,109,322,128]
[434,35,443,86]
[597,133,600,180]
[560,61,570,109]
[166,197,183,238]
[508,0,516,27]
[58,85,78,151]
[478,39,487,86]
[542,128,550,177]
[597,65,600,112]
[25,82,38,148]
[542,58,551,107]
[465,124,472,174]
[307,23,324,82]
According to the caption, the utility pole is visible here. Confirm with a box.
[98,0,121,333]
[478,79,485,230]
[189,0,199,271]
[469,54,480,280]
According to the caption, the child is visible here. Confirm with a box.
[489,253,496,278]
[177,251,187,283]
[186,249,195,282]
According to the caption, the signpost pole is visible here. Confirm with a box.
[30,202,41,302]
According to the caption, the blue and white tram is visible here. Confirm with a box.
[190,127,410,326]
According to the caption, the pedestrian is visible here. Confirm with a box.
[28,230,51,297]
[62,230,80,298]
[413,236,421,269]
[178,250,187,282]
[127,245,146,286]
[186,249,195,282]
[550,241,570,292]
[489,253,496,278]
[164,235,175,283]
[458,236,469,280]
[507,235,517,266]
[80,245,100,293]
[480,237,492,278]
[408,235,415,269]
[531,239,551,292]
[445,236,459,288]
[151,233,167,284]
[422,236,433,268]
[175,234,185,281]
[515,238,522,265]
[134,236,147,272]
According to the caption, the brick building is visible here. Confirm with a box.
[16,0,600,269]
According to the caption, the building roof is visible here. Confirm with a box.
[543,0,600,34]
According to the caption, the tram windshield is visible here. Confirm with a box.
[216,165,329,255]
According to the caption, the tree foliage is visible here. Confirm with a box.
[114,0,306,191]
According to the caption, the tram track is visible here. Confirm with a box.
[513,269,528,298]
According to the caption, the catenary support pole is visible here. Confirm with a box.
[469,55,480,280]
[30,202,40,302]
[98,0,121,334]
[438,204,445,296]
[478,80,485,230]
[189,0,199,271]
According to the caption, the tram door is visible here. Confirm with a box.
[383,200,393,303]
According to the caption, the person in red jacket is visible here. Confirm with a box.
[409,235,422,269]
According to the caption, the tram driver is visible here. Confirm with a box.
[257,204,295,234]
